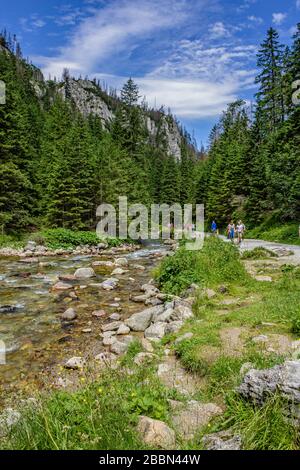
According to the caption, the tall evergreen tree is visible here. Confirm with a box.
[255,28,285,135]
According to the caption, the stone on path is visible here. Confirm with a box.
[141,337,154,353]
[171,400,223,440]
[58,274,76,282]
[92,310,106,318]
[157,357,202,395]
[204,288,217,299]
[202,430,242,450]
[112,267,128,276]
[165,321,184,335]
[109,313,121,321]
[95,352,118,368]
[137,416,176,450]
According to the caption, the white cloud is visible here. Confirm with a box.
[237,0,257,13]
[297,1,300,10]
[272,12,287,25]
[247,15,263,24]
[20,15,46,32]
[37,0,192,78]
[32,19,46,28]
[209,21,230,39]
[32,0,257,120]
[134,40,257,118]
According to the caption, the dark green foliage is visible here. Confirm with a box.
[194,26,300,229]
[0,42,196,235]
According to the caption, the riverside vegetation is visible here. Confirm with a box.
[1,237,300,450]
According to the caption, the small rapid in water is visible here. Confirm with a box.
[0,242,168,397]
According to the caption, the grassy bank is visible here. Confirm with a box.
[247,223,300,246]
[0,228,131,250]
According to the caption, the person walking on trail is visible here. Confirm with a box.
[227,221,235,242]
[236,220,246,244]
[211,220,218,235]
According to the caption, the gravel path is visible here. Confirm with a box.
[219,235,300,265]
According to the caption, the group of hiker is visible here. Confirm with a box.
[211,219,246,244]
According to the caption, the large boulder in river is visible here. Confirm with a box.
[74,267,96,279]
[125,305,164,332]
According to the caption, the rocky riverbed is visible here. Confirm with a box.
[0,240,177,400]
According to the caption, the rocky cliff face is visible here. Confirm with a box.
[59,78,183,160]
[59,79,114,127]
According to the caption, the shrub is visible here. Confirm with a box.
[241,247,278,260]
[155,237,249,295]
[29,229,126,249]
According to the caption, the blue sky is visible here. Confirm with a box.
[1,0,299,146]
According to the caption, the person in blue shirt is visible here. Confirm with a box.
[211,220,217,235]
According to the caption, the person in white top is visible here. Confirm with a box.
[236,220,246,244]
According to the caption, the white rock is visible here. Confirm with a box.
[165,321,183,335]
[152,308,174,323]
[64,357,85,370]
[145,322,166,341]
[109,313,121,321]
[125,306,164,332]
[60,308,77,321]
[115,257,128,266]
[117,324,130,335]
[112,267,127,275]
[74,267,96,279]
[101,278,119,290]
[137,416,175,449]
[101,321,122,332]
[103,336,117,346]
